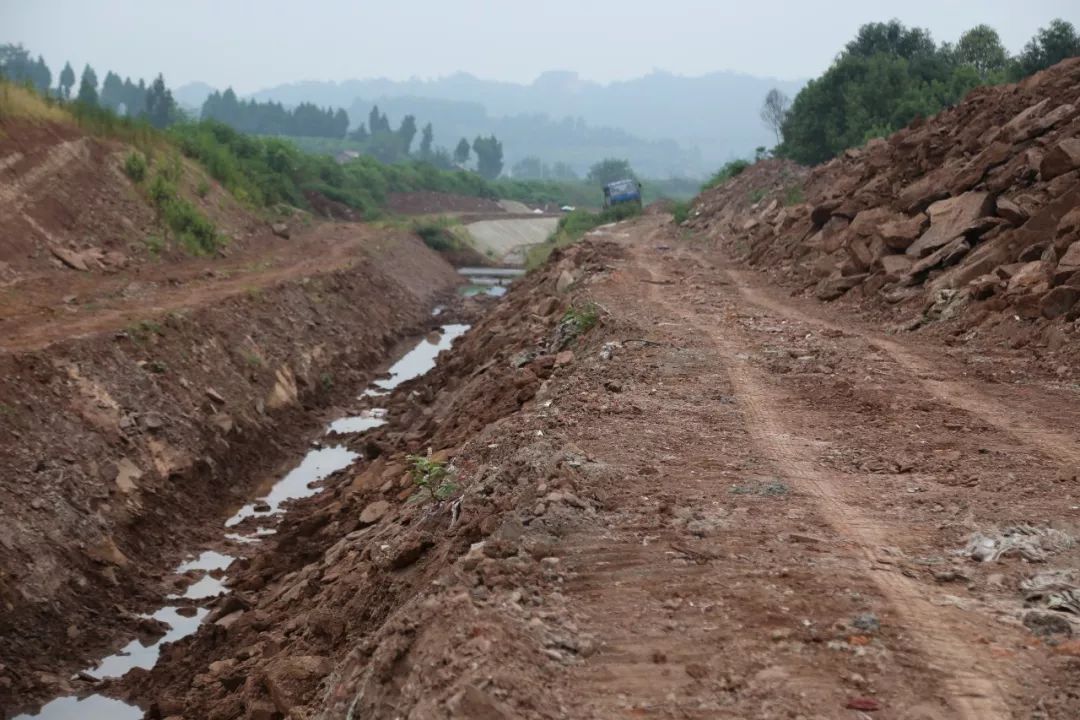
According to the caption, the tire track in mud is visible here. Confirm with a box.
[727,270,1080,468]
[638,249,1015,720]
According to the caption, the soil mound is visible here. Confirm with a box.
[687,57,1080,336]
[0,120,261,284]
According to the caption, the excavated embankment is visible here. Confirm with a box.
[0,233,461,714]
[686,57,1080,362]
[109,240,625,719]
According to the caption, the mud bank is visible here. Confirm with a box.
[0,232,463,714]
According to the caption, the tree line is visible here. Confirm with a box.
[0,43,178,128]
[203,92,507,178]
[202,89,349,138]
[761,18,1080,165]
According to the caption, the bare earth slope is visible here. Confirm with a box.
[118,216,1078,720]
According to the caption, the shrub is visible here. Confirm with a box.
[671,200,691,224]
[196,179,210,198]
[123,151,147,182]
[702,159,750,190]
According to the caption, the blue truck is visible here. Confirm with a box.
[602,178,643,210]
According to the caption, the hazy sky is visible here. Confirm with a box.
[3,0,1077,92]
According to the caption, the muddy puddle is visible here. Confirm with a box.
[16,322,470,720]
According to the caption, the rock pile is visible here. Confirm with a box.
[688,57,1080,327]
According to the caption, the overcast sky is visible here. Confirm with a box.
[3,0,1077,92]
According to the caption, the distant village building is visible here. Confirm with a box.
[334,150,360,165]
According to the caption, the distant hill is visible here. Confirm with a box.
[183,70,804,177]
[250,70,804,175]
[173,81,217,113]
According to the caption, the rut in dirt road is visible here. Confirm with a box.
[546,216,1079,718]
[640,251,1012,718]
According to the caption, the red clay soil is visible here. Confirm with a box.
[95,216,1079,720]
[0,217,466,715]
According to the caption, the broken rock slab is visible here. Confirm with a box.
[1040,138,1080,181]
[906,192,994,258]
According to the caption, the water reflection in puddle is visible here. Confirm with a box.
[93,606,209,678]
[327,410,386,435]
[20,323,470,719]
[225,445,359,527]
[374,324,468,390]
[14,695,142,720]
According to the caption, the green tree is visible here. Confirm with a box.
[397,114,417,154]
[551,161,578,180]
[956,24,1009,79]
[453,137,471,165]
[58,61,75,99]
[472,134,503,179]
[777,20,989,165]
[99,71,125,111]
[586,158,635,185]
[0,45,51,93]
[418,122,434,159]
[845,19,937,59]
[1010,19,1080,79]
[76,64,99,105]
[143,73,177,128]
[512,156,545,179]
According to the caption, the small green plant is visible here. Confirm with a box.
[671,200,691,225]
[749,188,767,204]
[127,319,164,345]
[196,179,210,198]
[407,455,458,502]
[124,151,147,182]
[243,351,264,367]
[145,234,165,255]
[320,372,333,390]
[146,360,167,374]
[562,303,599,332]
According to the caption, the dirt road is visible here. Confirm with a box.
[87,214,1080,720]
[544,215,1079,717]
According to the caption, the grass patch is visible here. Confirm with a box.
[146,169,221,255]
[783,185,805,206]
[553,301,601,348]
[749,188,767,204]
[671,200,691,224]
[0,80,70,126]
[411,216,464,252]
[702,159,750,191]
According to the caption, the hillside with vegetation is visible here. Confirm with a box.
[772,19,1080,165]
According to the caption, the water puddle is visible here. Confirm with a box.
[225,445,359,528]
[327,409,386,435]
[15,695,142,720]
[457,267,520,297]
[373,323,468,390]
[20,322,469,719]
